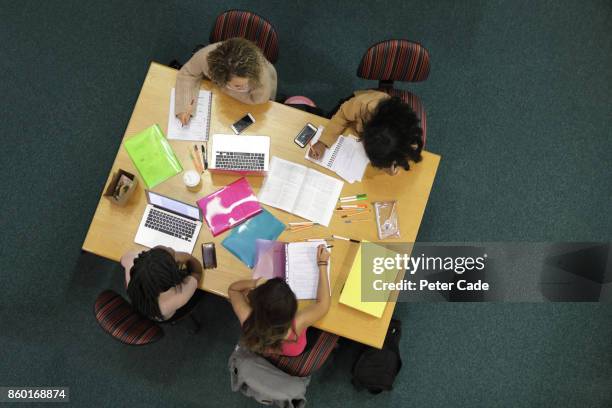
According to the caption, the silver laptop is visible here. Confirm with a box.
[134,191,203,254]
[209,134,270,175]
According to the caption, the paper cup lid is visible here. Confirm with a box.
[183,170,201,187]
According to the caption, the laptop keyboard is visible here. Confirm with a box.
[145,208,196,241]
[215,151,265,171]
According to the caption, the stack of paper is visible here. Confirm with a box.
[306,135,369,183]
[258,157,344,227]
[167,88,212,141]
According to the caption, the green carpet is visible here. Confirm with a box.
[0,0,610,407]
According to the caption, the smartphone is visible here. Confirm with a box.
[201,242,217,269]
[294,123,318,148]
[231,113,255,134]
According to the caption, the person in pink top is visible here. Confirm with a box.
[229,245,331,357]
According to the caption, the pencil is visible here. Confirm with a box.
[344,219,370,224]
[288,222,315,226]
[194,145,205,171]
[342,212,370,218]
[189,148,203,173]
[332,235,361,243]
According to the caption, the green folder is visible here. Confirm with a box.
[124,124,183,188]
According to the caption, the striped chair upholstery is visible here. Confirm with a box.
[379,88,427,148]
[94,290,163,345]
[265,330,339,377]
[357,39,430,84]
[209,10,279,63]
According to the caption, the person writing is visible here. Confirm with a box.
[228,245,331,357]
[309,90,423,175]
[121,246,203,321]
[175,37,277,126]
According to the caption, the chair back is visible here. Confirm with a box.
[266,329,338,377]
[358,39,430,85]
[94,290,163,345]
[210,9,279,63]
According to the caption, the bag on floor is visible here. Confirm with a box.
[351,318,402,394]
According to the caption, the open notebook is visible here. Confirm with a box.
[305,135,369,183]
[167,88,212,141]
[258,156,343,227]
[252,240,331,300]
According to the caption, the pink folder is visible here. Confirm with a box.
[197,178,262,236]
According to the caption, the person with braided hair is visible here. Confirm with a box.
[120,246,203,321]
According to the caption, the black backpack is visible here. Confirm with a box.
[351,319,402,394]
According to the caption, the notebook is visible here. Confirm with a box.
[252,240,330,300]
[258,156,344,227]
[305,135,369,183]
[167,88,212,141]
[196,177,262,237]
[339,242,400,318]
[123,124,183,188]
[222,209,285,268]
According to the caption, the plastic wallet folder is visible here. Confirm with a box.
[222,209,285,268]
[123,124,183,188]
[339,242,399,318]
[197,177,262,237]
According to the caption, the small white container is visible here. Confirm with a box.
[183,170,201,192]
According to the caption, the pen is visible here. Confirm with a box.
[332,235,361,243]
[340,194,367,201]
[201,144,208,170]
[326,245,334,249]
[338,204,368,209]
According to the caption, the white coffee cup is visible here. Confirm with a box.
[183,170,201,192]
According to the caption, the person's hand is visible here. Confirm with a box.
[177,112,191,126]
[308,141,326,160]
[383,163,399,176]
[317,244,330,264]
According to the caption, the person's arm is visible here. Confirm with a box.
[175,46,215,124]
[294,245,331,333]
[174,251,203,284]
[228,279,260,325]
[159,274,199,318]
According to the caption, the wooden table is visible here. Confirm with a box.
[83,62,440,348]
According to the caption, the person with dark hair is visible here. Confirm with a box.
[120,246,203,321]
[228,245,331,356]
[309,90,423,175]
[175,37,277,126]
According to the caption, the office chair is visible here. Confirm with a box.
[357,39,430,146]
[94,290,164,345]
[265,328,339,377]
[209,9,279,64]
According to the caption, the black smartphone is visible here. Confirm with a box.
[231,113,255,134]
[201,242,217,269]
[294,123,318,148]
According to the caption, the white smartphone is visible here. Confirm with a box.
[231,113,255,134]
[294,123,318,148]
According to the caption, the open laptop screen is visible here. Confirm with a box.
[147,191,201,221]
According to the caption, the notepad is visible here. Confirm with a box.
[339,242,399,318]
[167,88,212,141]
[197,178,262,236]
[305,135,369,183]
[123,124,183,188]
[252,240,330,300]
[258,157,344,227]
[222,209,285,268]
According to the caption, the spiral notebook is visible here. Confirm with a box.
[252,239,331,300]
[305,135,369,183]
[167,88,212,141]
